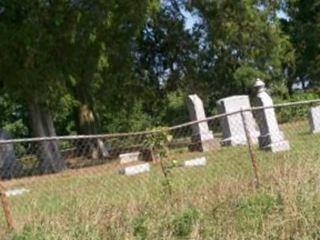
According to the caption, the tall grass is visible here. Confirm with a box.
[1,120,320,239]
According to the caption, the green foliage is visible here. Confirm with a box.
[143,127,172,160]
[233,65,268,90]
[0,94,29,138]
[143,127,177,196]
[283,0,320,86]
[0,0,319,140]
[235,192,276,231]
[100,101,153,133]
[133,216,148,240]
[5,120,320,238]
[162,91,189,126]
[11,226,46,240]
[173,207,200,237]
[193,0,293,99]
[274,92,319,123]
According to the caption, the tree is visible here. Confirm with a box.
[282,0,320,90]
[0,0,70,173]
[133,0,202,125]
[191,0,293,101]
[0,0,160,169]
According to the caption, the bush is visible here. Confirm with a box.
[173,207,200,237]
[133,216,148,240]
[273,92,319,123]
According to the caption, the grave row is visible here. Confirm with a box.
[188,79,291,153]
[118,79,318,176]
[1,79,319,178]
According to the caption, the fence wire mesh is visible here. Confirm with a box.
[1,100,320,238]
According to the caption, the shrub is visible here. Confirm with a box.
[173,207,200,237]
[133,216,148,240]
[274,92,319,123]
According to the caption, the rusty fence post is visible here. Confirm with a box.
[0,182,14,230]
[240,108,260,189]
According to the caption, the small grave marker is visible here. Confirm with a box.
[309,106,320,134]
[119,152,140,164]
[182,157,207,167]
[5,188,29,197]
[119,163,150,176]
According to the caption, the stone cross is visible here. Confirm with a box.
[308,106,320,134]
[187,94,220,152]
[252,79,290,152]
[217,95,260,146]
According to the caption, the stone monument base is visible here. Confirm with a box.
[188,131,220,152]
[221,137,246,146]
[258,133,290,152]
[312,129,320,134]
[221,133,259,146]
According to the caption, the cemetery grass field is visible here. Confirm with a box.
[2,120,320,239]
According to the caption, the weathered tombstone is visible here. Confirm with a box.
[119,151,140,164]
[119,163,150,176]
[187,94,220,152]
[217,95,260,146]
[5,188,29,197]
[308,106,320,134]
[0,130,21,179]
[252,79,290,152]
[182,157,206,167]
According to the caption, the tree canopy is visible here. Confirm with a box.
[0,0,318,141]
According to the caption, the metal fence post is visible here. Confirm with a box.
[0,182,14,230]
[240,108,260,189]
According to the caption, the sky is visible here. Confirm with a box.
[182,8,289,30]
[183,9,200,30]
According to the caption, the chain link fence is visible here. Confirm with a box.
[1,100,320,238]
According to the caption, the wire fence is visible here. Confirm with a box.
[1,99,320,237]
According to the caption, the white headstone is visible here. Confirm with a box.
[119,152,140,164]
[309,106,320,134]
[119,163,150,176]
[187,94,220,152]
[217,95,260,146]
[252,79,290,152]
[183,157,206,167]
[97,139,110,158]
[5,188,29,197]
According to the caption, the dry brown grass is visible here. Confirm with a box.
[1,120,320,239]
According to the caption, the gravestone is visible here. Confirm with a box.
[5,188,29,197]
[119,163,150,176]
[182,157,206,167]
[252,79,290,152]
[308,106,320,133]
[217,95,260,146]
[187,94,220,152]
[97,139,110,158]
[0,130,21,179]
[119,151,140,164]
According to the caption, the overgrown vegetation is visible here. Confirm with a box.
[1,120,320,239]
[1,0,319,138]
[1,0,320,238]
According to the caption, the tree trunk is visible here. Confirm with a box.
[27,98,64,174]
[74,91,108,160]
